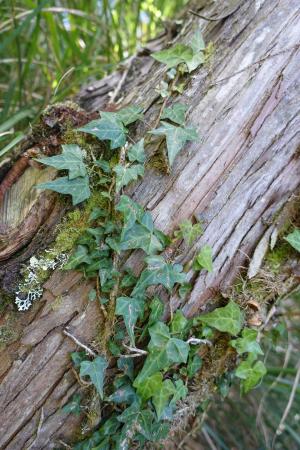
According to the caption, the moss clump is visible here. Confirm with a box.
[264,241,292,274]
[0,314,19,350]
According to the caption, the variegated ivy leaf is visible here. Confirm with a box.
[161,103,188,126]
[36,144,87,179]
[198,300,244,336]
[80,356,108,399]
[113,163,144,192]
[36,175,90,205]
[127,139,146,163]
[116,296,144,345]
[78,114,127,150]
[150,121,198,166]
[132,255,187,297]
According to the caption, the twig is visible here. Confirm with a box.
[189,9,231,22]
[123,343,148,355]
[202,426,218,450]
[96,276,108,319]
[271,360,300,449]
[109,56,134,105]
[63,327,97,357]
[187,337,212,346]
[26,407,44,450]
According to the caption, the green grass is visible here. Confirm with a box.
[0,0,186,156]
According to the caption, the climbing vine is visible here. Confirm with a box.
[15,32,271,449]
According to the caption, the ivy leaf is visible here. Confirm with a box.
[235,357,267,393]
[117,357,134,381]
[116,296,144,345]
[187,354,202,378]
[148,322,170,347]
[132,255,186,297]
[116,195,144,235]
[170,379,188,405]
[152,44,193,69]
[36,144,86,179]
[185,51,205,72]
[152,379,176,419]
[78,115,127,149]
[175,219,203,246]
[161,103,188,126]
[120,223,163,255]
[170,310,189,335]
[113,105,143,126]
[284,228,300,252]
[127,139,146,163]
[190,30,205,53]
[148,296,164,325]
[134,323,189,384]
[80,356,108,398]
[64,245,92,269]
[230,328,263,357]
[114,163,144,192]
[150,121,198,166]
[36,175,90,205]
[107,384,137,405]
[194,245,213,272]
[135,372,163,401]
[198,300,244,336]
[62,393,82,416]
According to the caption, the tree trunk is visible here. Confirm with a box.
[0,0,299,448]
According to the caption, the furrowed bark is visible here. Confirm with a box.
[0,0,299,448]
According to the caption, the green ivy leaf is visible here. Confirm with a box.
[169,379,188,405]
[230,328,263,357]
[116,296,145,345]
[62,393,82,416]
[149,296,164,325]
[36,175,90,205]
[120,223,163,255]
[284,228,300,252]
[198,300,244,336]
[107,384,137,405]
[36,144,87,179]
[113,105,143,126]
[185,51,205,72]
[135,372,163,401]
[117,357,134,381]
[170,310,189,335]
[152,44,193,69]
[132,256,186,297]
[150,121,198,166]
[134,323,189,384]
[78,115,127,149]
[64,245,92,269]
[152,379,176,419]
[114,163,144,192]
[80,356,108,399]
[127,139,146,163]
[175,219,203,246]
[116,195,144,235]
[161,103,188,126]
[235,357,267,393]
[187,354,202,378]
[190,30,205,53]
[194,245,213,272]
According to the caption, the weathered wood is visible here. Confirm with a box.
[0,0,299,447]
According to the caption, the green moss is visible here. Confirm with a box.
[0,314,19,350]
[265,241,291,274]
[204,41,215,65]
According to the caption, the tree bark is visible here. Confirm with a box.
[0,0,299,448]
